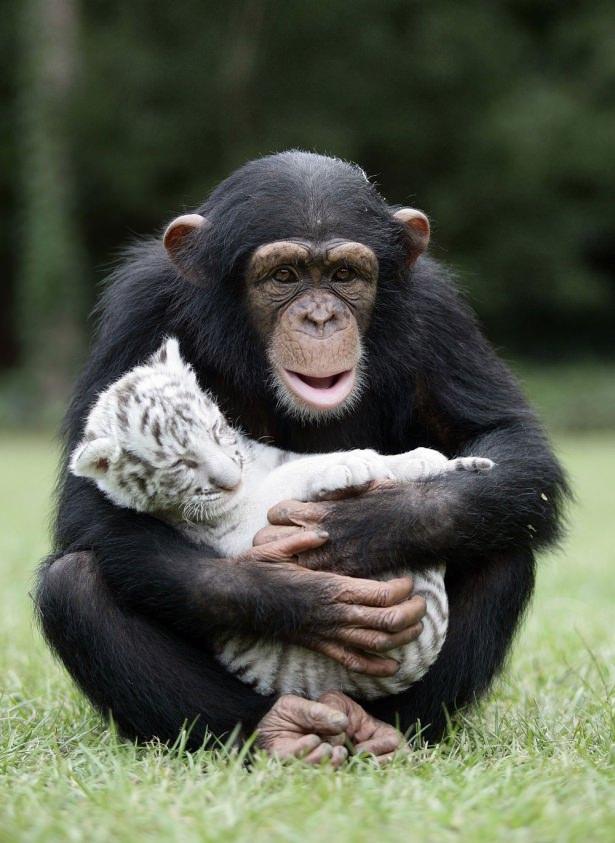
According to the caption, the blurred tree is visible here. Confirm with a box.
[16,0,86,405]
[0,1,18,372]
[2,0,614,407]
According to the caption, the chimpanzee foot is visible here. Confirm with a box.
[318,690,408,764]
[256,694,349,767]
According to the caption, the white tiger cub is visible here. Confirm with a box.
[70,338,494,700]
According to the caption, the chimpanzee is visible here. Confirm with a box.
[35,151,567,761]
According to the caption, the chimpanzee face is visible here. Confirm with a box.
[161,155,430,421]
[244,238,378,419]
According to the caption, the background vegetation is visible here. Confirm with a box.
[1,3,614,840]
[1,0,614,423]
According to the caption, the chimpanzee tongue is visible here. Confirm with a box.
[282,368,355,410]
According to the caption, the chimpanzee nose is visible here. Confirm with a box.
[289,291,349,338]
[203,453,241,491]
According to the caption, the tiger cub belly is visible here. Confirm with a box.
[216,567,448,701]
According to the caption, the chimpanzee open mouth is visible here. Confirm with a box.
[281,368,356,410]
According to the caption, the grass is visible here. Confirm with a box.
[0,432,614,842]
[512,360,615,432]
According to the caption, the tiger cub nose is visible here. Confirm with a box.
[206,453,242,491]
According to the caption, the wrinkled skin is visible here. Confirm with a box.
[238,529,426,675]
[318,690,406,763]
[256,691,405,766]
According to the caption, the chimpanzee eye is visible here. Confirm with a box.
[272,267,296,283]
[333,266,353,282]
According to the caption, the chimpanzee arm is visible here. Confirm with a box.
[303,417,564,577]
[266,276,569,578]
[36,551,275,744]
[396,273,569,566]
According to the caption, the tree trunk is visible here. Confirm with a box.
[17,0,85,410]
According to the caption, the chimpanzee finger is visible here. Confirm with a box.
[267,499,331,528]
[327,731,347,747]
[246,530,328,563]
[354,732,405,758]
[252,524,305,547]
[336,623,423,653]
[271,733,322,760]
[279,695,349,735]
[339,595,427,631]
[304,743,334,765]
[330,745,349,768]
[315,642,400,677]
[334,575,414,608]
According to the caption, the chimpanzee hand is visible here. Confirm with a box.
[241,531,426,675]
[317,690,407,764]
[256,694,349,767]
[252,482,417,578]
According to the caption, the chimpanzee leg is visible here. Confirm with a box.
[368,548,536,741]
[35,553,274,747]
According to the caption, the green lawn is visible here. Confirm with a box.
[1,433,613,842]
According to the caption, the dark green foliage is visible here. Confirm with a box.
[16,0,86,405]
[4,0,615,393]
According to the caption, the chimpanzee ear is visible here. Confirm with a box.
[393,208,430,264]
[70,436,119,480]
[163,213,209,279]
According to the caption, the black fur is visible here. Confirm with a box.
[35,151,568,746]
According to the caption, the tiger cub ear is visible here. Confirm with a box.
[70,436,119,479]
[148,337,185,370]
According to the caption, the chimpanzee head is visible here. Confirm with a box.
[163,152,429,421]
